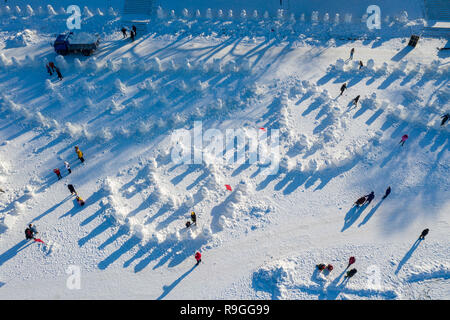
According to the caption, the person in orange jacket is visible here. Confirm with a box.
[75,146,85,163]
[195,251,202,265]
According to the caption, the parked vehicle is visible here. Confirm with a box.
[53,32,100,56]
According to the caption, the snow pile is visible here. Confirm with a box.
[4,29,38,48]
[252,259,297,299]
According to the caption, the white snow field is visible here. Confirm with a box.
[0,0,449,300]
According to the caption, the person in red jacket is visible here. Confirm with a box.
[195,251,202,265]
[348,256,356,268]
[399,134,408,146]
[53,168,62,180]
[48,61,56,72]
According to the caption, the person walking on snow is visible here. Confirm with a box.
[64,161,71,174]
[382,186,391,200]
[75,146,85,163]
[68,184,77,195]
[132,25,137,36]
[359,60,364,70]
[350,48,355,60]
[25,226,34,240]
[345,268,357,279]
[352,95,360,106]
[399,134,409,146]
[55,67,63,81]
[195,251,202,265]
[49,61,56,72]
[340,83,347,96]
[365,191,375,205]
[419,228,429,240]
[316,263,326,271]
[121,27,127,38]
[441,114,449,126]
[354,195,367,207]
[347,256,356,268]
[76,196,85,206]
[46,63,53,76]
[25,224,38,240]
[130,30,135,42]
[191,211,197,225]
[53,168,62,180]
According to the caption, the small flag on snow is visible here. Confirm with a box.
[225,185,232,191]
[34,239,45,244]
[259,127,266,132]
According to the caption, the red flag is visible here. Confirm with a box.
[34,238,45,244]
[259,127,266,132]
[225,185,232,191]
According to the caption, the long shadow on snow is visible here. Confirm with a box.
[0,240,33,266]
[358,199,384,227]
[341,205,369,232]
[156,264,198,300]
[98,235,142,270]
[31,195,72,222]
[395,238,423,275]
[60,189,104,219]
[78,217,115,247]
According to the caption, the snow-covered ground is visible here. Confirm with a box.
[0,1,449,299]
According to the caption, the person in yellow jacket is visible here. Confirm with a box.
[76,195,85,206]
[75,146,85,163]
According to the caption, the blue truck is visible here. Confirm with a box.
[53,32,100,56]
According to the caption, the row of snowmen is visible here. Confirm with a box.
[156,7,392,24]
[0,4,117,17]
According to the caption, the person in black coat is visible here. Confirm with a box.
[55,67,63,81]
[382,186,391,199]
[345,268,357,278]
[419,228,429,240]
[132,25,137,36]
[365,191,375,205]
[68,184,77,195]
[340,83,347,96]
[441,114,449,126]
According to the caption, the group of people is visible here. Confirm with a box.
[344,49,449,130]
[316,256,358,280]
[23,44,445,274]
[52,146,84,181]
[25,147,87,241]
[185,212,202,265]
[121,25,137,41]
[68,184,85,206]
[348,48,364,69]
[342,45,439,281]
[45,61,63,81]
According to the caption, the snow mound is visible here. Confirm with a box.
[4,29,38,48]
